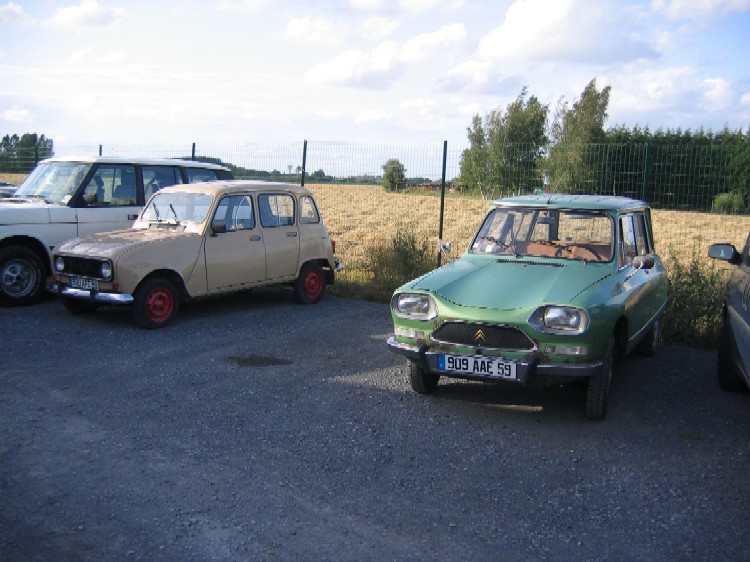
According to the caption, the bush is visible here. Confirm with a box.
[662,247,728,348]
[712,191,745,214]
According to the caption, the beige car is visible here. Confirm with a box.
[51,180,341,328]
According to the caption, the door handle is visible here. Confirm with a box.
[128,214,138,220]
[287,231,298,237]
[248,234,261,241]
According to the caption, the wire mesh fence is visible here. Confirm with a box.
[2,140,749,270]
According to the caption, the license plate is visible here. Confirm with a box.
[69,276,99,291]
[438,354,517,380]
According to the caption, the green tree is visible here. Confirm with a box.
[0,132,54,173]
[459,87,548,198]
[545,78,611,192]
[382,158,406,191]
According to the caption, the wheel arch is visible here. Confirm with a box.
[136,269,189,301]
[0,235,51,276]
[300,258,335,285]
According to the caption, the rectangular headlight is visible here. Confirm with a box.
[391,293,438,320]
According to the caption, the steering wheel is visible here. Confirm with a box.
[554,243,603,260]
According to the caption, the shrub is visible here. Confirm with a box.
[712,191,745,214]
[662,247,728,348]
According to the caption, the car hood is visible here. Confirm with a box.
[408,256,613,309]
[0,199,74,224]
[56,227,200,259]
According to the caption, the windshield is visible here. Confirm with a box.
[141,191,213,224]
[14,162,92,204]
[470,207,614,262]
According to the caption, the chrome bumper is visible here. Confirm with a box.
[386,337,605,386]
[52,283,134,305]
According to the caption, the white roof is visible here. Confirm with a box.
[40,155,230,170]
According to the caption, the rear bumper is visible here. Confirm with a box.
[386,337,604,386]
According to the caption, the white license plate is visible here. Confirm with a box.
[438,354,517,380]
[70,276,99,291]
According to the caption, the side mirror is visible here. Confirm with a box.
[211,222,227,237]
[438,239,452,256]
[633,254,655,270]
[708,243,740,264]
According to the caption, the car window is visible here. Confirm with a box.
[213,195,255,231]
[299,196,320,224]
[185,168,221,183]
[141,191,213,223]
[142,166,183,200]
[82,164,137,207]
[258,194,295,227]
[742,234,750,268]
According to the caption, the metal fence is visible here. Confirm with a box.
[2,141,749,266]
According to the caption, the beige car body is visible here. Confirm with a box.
[51,180,338,327]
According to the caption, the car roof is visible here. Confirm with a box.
[39,156,230,171]
[156,180,314,197]
[493,193,650,211]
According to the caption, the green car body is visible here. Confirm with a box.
[387,194,668,419]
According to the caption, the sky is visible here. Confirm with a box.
[1,0,750,149]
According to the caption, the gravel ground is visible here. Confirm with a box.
[1,290,749,562]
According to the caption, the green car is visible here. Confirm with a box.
[387,194,668,419]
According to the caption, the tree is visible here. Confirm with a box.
[545,78,611,192]
[459,87,548,198]
[0,133,54,173]
[382,158,406,191]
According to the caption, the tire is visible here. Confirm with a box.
[717,319,747,392]
[132,278,179,329]
[294,262,325,304]
[62,298,99,315]
[636,315,661,356]
[407,360,439,394]
[586,336,615,420]
[0,246,46,307]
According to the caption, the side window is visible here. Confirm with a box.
[299,196,320,224]
[742,234,750,268]
[185,168,220,183]
[142,166,182,200]
[632,213,651,255]
[212,195,255,231]
[619,215,638,266]
[258,194,295,227]
[82,164,137,207]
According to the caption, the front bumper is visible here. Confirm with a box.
[51,283,134,305]
[386,337,605,386]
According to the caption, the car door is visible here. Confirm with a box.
[75,163,142,236]
[258,193,300,281]
[619,212,666,342]
[204,194,267,291]
[727,233,750,377]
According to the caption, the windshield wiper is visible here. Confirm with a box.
[168,203,181,224]
[149,200,162,222]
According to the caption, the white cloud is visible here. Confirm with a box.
[46,1,124,29]
[701,77,733,110]
[358,16,400,40]
[354,109,393,123]
[0,1,34,25]
[306,41,401,88]
[1,105,32,123]
[401,23,467,62]
[651,0,750,19]
[217,0,269,12]
[284,15,349,46]
[349,0,387,11]
[397,0,441,13]
[476,0,656,64]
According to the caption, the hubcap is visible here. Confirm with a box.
[1,259,38,297]
[304,271,323,298]
[146,288,174,322]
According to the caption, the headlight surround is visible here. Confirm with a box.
[100,260,113,280]
[54,256,65,272]
[391,292,438,320]
[528,305,589,334]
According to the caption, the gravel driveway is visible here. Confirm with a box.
[1,290,749,561]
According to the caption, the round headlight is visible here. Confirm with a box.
[100,261,113,280]
[54,256,65,272]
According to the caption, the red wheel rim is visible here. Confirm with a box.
[303,269,323,299]
[145,287,174,323]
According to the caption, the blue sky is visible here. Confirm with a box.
[1,0,749,147]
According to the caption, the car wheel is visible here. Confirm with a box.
[0,246,45,307]
[636,315,661,356]
[586,336,615,420]
[717,319,747,392]
[132,278,179,329]
[294,262,325,304]
[62,298,99,315]
[407,360,439,394]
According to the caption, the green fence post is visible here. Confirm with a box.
[437,140,447,267]
[301,140,307,187]
[641,143,651,202]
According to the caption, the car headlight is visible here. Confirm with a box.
[528,305,589,334]
[100,261,113,280]
[54,256,65,272]
[391,293,438,320]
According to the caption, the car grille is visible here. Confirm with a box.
[60,256,107,279]
[431,321,535,351]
